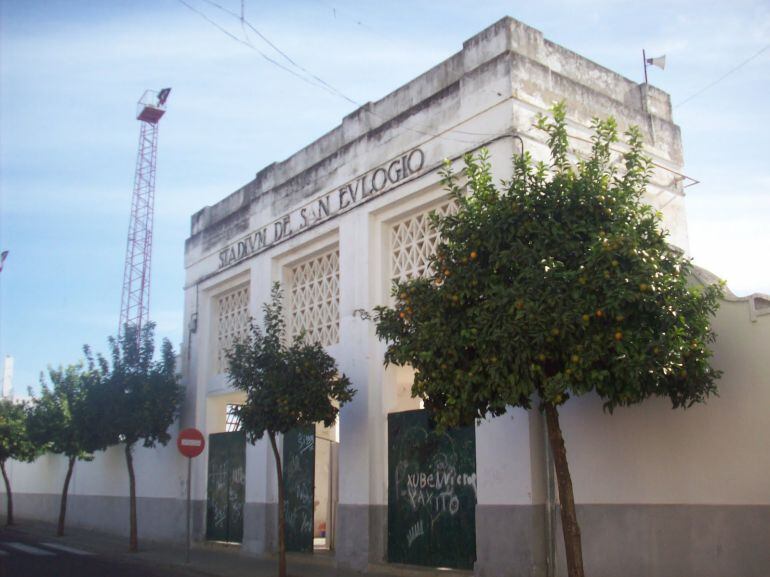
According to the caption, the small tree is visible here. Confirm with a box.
[0,399,36,525]
[371,103,722,577]
[28,360,102,536]
[89,323,183,552]
[227,283,355,577]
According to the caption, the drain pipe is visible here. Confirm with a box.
[544,413,556,577]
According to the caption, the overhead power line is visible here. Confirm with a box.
[675,43,770,108]
[201,0,355,103]
[175,0,345,99]
[175,0,498,144]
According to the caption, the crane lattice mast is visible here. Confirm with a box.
[119,88,171,339]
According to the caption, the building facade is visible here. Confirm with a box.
[180,16,770,577]
[3,17,769,577]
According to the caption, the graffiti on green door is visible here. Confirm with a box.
[283,425,315,552]
[388,409,476,569]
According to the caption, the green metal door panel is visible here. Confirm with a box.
[206,431,245,543]
[282,425,315,553]
[226,432,246,543]
[206,433,229,542]
[387,409,477,569]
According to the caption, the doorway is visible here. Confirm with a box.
[282,422,339,553]
[206,431,246,543]
[387,409,477,569]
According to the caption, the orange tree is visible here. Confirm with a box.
[226,283,355,577]
[28,362,102,536]
[370,103,722,577]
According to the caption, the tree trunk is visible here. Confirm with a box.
[1,460,13,526]
[57,456,77,536]
[544,402,585,577]
[268,431,287,577]
[125,443,138,552]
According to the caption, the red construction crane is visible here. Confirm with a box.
[119,88,171,340]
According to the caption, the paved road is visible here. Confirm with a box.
[1,520,465,577]
[0,527,207,577]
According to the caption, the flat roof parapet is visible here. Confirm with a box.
[188,16,675,243]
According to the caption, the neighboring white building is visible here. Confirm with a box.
[2,355,13,399]
[3,17,769,577]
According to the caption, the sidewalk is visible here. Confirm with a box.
[8,519,471,577]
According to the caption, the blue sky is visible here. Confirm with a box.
[1,0,768,394]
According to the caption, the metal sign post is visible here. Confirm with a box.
[186,456,192,563]
[177,428,206,564]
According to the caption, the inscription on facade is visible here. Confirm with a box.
[218,148,425,270]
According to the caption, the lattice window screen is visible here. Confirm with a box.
[391,200,458,283]
[216,284,250,374]
[288,249,340,347]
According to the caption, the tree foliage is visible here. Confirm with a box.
[227,283,355,577]
[91,323,182,450]
[28,362,100,461]
[373,103,722,426]
[0,400,35,465]
[0,398,36,525]
[370,102,722,577]
[227,283,356,443]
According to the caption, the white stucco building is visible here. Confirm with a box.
[3,17,769,577]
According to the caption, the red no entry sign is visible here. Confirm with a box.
[177,428,205,458]
[178,427,205,563]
